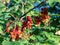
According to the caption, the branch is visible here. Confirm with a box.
[22,0,25,15]
[11,14,16,20]
[19,2,43,21]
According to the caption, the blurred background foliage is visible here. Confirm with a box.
[0,0,60,45]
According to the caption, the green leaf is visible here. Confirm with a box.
[0,3,5,13]
[30,35,36,40]
[0,25,3,34]
[2,40,11,45]
[48,0,60,6]
[0,36,3,45]
[11,41,21,45]
[15,21,22,27]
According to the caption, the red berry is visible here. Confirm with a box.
[6,21,12,27]
[21,16,33,30]
[26,16,33,24]
[40,8,50,24]
[27,21,32,29]
[15,25,19,31]
[33,16,41,25]
[41,8,48,15]
[5,27,10,33]
[10,32,16,41]
[12,27,16,33]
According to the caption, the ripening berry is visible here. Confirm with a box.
[41,8,48,15]
[10,25,21,41]
[12,27,16,34]
[6,21,12,27]
[33,16,41,26]
[26,16,33,28]
[19,31,24,38]
[15,35,20,41]
[5,27,10,33]
[10,32,16,41]
[41,15,50,25]
[15,25,20,31]
[40,8,50,25]
[21,21,27,31]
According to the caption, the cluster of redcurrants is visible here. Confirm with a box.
[5,16,32,41]
[33,8,50,26]
[5,8,50,41]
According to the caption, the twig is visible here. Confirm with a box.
[11,14,16,20]
[22,0,25,15]
[19,2,43,21]
[20,0,26,21]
